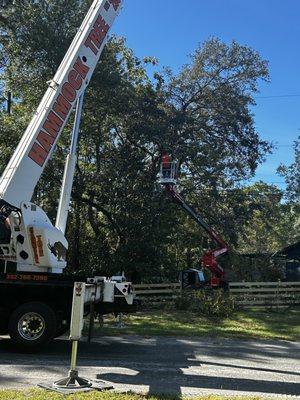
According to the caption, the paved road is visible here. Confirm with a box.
[0,335,299,397]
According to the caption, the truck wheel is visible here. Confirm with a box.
[8,302,57,351]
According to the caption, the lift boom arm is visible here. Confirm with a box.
[165,184,228,251]
[0,0,122,209]
[159,159,228,287]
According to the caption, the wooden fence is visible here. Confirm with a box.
[133,282,180,305]
[133,281,300,308]
[230,281,300,308]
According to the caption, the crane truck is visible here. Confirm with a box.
[159,156,229,289]
[0,0,134,351]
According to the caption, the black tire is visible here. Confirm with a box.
[8,302,57,351]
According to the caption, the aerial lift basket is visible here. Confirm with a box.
[158,159,178,186]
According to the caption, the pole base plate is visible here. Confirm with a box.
[38,370,113,394]
[54,370,92,389]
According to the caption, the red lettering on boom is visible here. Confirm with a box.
[109,0,121,11]
[94,16,109,42]
[43,111,63,138]
[53,94,71,120]
[37,131,55,152]
[28,143,48,167]
[62,82,76,102]
[90,31,101,49]
[84,15,109,55]
[28,56,90,166]
[74,57,90,78]
[68,70,82,90]
[84,37,98,55]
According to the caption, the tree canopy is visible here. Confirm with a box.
[278,138,300,205]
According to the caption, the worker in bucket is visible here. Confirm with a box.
[162,154,171,179]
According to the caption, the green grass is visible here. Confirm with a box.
[0,390,287,400]
[96,307,300,341]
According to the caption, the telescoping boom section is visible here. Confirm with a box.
[0,0,122,274]
[0,0,122,208]
[159,156,228,288]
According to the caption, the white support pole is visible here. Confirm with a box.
[53,282,92,390]
[69,282,86,341]
[56,94,84,235]
[47,281,114,392]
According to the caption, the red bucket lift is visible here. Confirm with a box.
[159,155,228,289]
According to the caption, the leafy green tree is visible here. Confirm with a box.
[278,138,300,205]
[234,182,299,253]
[162,38,271,183]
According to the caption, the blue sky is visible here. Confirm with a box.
[113,0,300,189]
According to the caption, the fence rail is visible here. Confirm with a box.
[229,281,300,308]
[133,281,300,308]
[133,283,180,305]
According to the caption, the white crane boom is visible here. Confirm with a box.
[0,0,122,209]
[0,0,122,274]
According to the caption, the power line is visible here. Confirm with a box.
[255,94,300,99]
[246,181,286,185]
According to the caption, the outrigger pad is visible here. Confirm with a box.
[38,379,113,395]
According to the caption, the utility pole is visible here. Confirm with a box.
[6,91,12,115]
